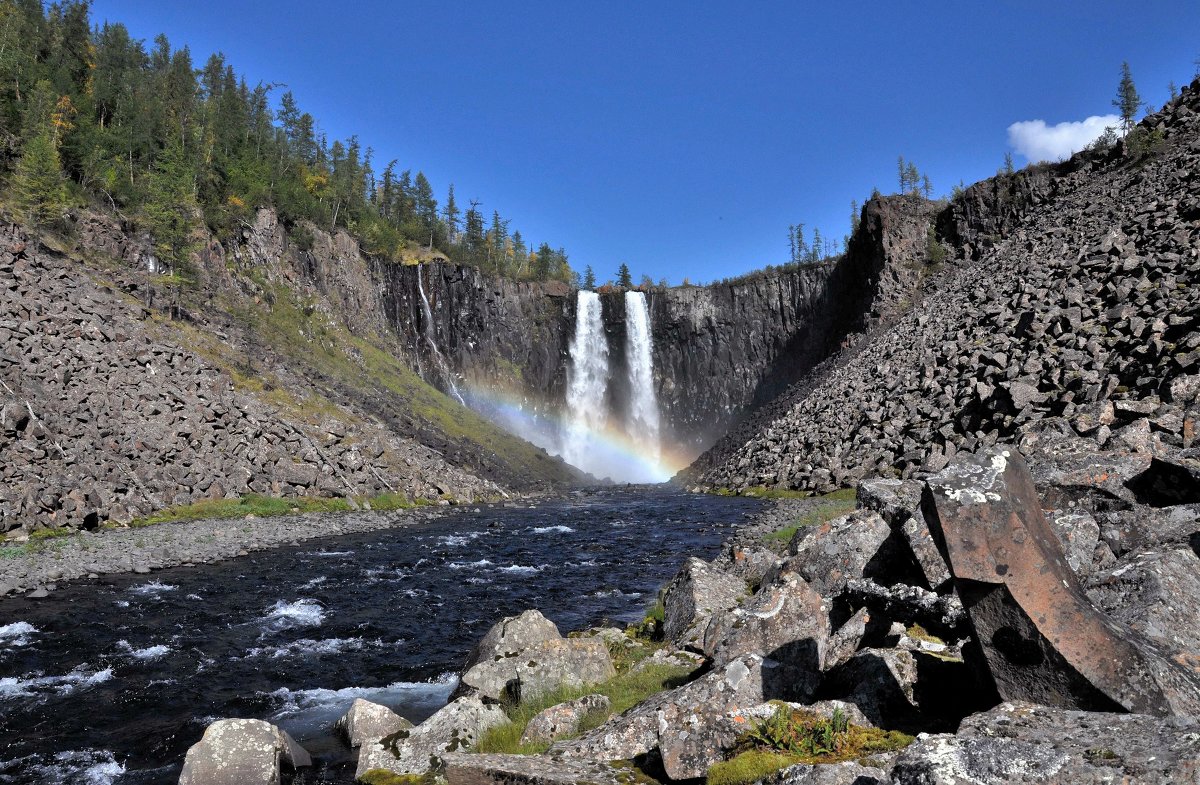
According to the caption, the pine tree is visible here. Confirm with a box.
[849,200,859,233]
[921,174,933,199]
[1168,81,1180,102]
[616,263,632,288]
[583,265,596,289]
[897,155,907,193]
[10,128,72,227]
[1002,152,1014,175]
[905,162,919,195]
[141,137,200,276]
[443,184,459,242]
[1113,61,1142,135]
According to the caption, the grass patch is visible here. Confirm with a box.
[359,771,439,785]
[707,750,798,785]
[905,624,945,645]
[707,705,914,785]
[475,662,695,755]
[29,526,75,541]
[763,488,858,546]
[122,492,416,527]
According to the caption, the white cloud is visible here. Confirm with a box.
[1006,114,1121,162]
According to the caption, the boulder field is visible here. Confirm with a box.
[181,432,1200,783]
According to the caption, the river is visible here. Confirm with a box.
[0,489,762,784]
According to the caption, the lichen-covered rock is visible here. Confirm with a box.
[703,573,828,701]
[551,654,769,778]
[462,638,616,704]
[785,511,896,596]
[442,752,626,785]
[335,698,411,749]
[765,762,891,785]
[1047,508,1101,574]
[519,694,610,746]
[355,696,507,779]
[454,610,614,703]
[923,447,1200,716]
[661,557,747,650]
[1086,547,1200,658]
[178,718,310,785]
[891,701,1200,784]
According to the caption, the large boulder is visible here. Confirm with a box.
[334,698,411,748]
[661,557,747,650]
[519,694,610,746]
[456,610,615,703]
[891,701,1200,784]
[1086,547,1200,658]
[178,718,311,785]
[703,573,828,701]
[785,510,898,596]
[765,762,891,785]
[922,447,1200,716]
[443,753,626,785]
[355,695,507,779]
[551,654,769,779]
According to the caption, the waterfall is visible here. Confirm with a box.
[624,291,662,465]
[563,291,610,472]
[416,266,466,406]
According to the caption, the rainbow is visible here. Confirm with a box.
[461,383,693,484]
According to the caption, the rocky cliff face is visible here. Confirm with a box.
[686,76,1200,493]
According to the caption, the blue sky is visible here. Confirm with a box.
[90,1,1200,285]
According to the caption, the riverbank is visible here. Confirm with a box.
[0,485,790,600]
[0,503,464,598]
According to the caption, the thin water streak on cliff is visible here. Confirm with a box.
[415,265,466,405]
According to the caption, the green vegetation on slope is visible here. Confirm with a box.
[120,491,418,528]
[0,1,574,283]
[230,280,574,487]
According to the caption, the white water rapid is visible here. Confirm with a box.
[624,291,662,467]
[416,266,466,406]
[563,291,610,473]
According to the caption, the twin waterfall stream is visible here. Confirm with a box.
[563,291,665,483]
[414,275,667,484]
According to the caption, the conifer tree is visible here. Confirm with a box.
[905,162,919,195]
[921,174,933,199]
[11,127,71,227]
[1113,61,1142,135]
[616,263,632,288]
[849,200,859,233]
[141,137,200,276]
[583,265,596,289]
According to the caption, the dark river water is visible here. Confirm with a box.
[0,489,761,784]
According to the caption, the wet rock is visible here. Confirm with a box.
[334,698,411,748]
[356,695,507,779]
[178,718,311,785]
[891,701,1200,784]
[519,694,610,746]
[443,752,625,785]
[661,557,747,650]
[551,654,768,778]
[923,447,1200,716]
[704,573,827,701]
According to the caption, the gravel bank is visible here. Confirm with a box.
[0,504,461,599]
